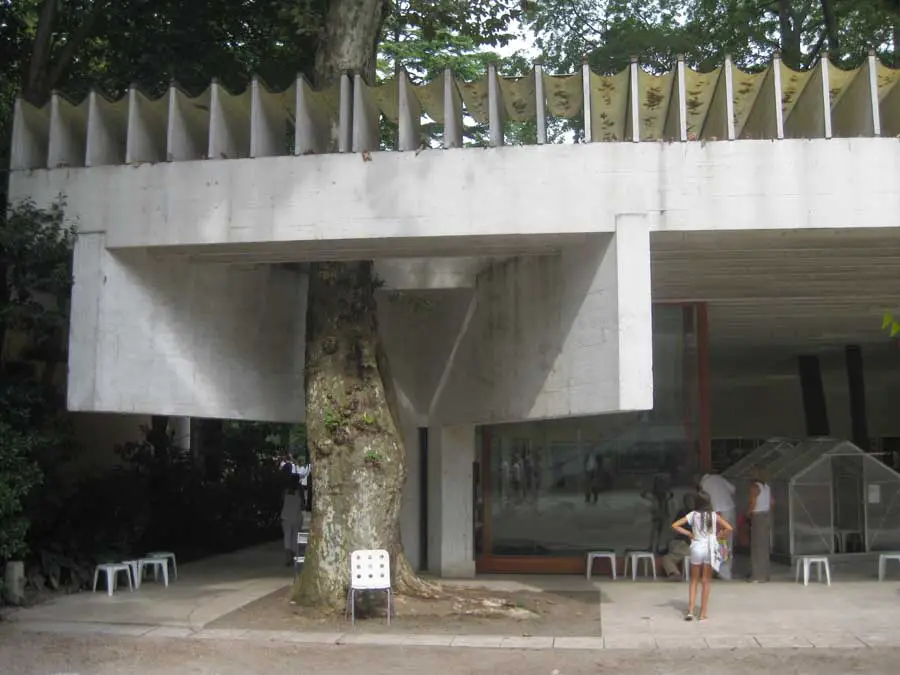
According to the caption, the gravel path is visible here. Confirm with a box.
[1,633,899,675]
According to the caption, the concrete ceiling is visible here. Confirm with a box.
[651,229,900,358]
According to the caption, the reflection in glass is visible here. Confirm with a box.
[484,306,701,558]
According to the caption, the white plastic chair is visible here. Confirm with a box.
[346,549,392,625]
[293,531,309,579]
[92,563,134,597]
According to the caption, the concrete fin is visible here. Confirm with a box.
[250,78,289,158]
[488,63,505,147]
[87,91,128,166]
[338,73,353,153]
[166,85,210,161]
[662,56,688,141]
[783,57,828,139]
[352,73,381,153]
[877,60,900,137]
[208,81,251,160]
[701,56,734,140]
[398,70,423,151]
[48,92,88,168]
[831,55,879,138]
[10,98,49,170]
[125,87,168,164]
[625,59,640,142]
[294,75,338,155]
[535,65,547,144]
[740,60,782,140]
[443,69,464,149]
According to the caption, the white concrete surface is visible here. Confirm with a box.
[427,425,476,578]
[9,140,900,257]
[69,238,308,421]
[434,226,653,425]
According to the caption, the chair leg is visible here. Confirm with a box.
[386,588,391,626]
[824,562,831,586]
[586,556,592,580]
[92,568,100,593]
[803,561,810,586]
[795,561,800,583]
[651,558,657,581]
[171,557,178,580]
[125,568,134,592]
[106,569,115,597]
[162,565,169,588]
[351,589,356,626]
[610,557,617,581]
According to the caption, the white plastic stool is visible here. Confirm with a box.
[878,553,900,581]
[122,560,143,590]
[795,555,831,586]
[623,551,657,581]
[140,558,170,587]
[585,551,617,580]
[146,551,177,580]
[294,532,309,580]
[92,563,134,597]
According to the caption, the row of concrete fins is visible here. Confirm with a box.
[9,52,900,171]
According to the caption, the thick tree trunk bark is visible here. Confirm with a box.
[293,0,436,610]
[294,262,434,609]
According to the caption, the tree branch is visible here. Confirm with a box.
[45,0,111,98]
[24,0,60,104]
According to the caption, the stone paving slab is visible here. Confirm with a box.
[4,619,890,652]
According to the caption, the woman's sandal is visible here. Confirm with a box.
[698,615,708,622]
[684,613,695,622]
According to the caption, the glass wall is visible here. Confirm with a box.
[481,305,703,562]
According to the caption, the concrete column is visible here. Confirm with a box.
[172,417,191,451]
[798,354,830,436]
[845,345,869,449]
[427,425,476,578]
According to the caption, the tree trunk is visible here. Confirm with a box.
[294,262,433,609]
[293,0,435,610]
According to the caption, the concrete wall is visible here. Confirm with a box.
[69,235,308,421]
[434,225,653,425]
[9,140,900,256]
[426,425,476,578]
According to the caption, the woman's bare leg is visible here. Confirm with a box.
[699,564,713,619]
[687,564,700,616]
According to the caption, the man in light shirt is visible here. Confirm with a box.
[697,472,736,580]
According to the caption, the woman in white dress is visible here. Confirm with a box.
[671,493,733,621]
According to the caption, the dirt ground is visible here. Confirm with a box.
[1,633,899,675]
[208,584,603,635]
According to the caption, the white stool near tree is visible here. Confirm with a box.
[294,532,309,580]
[92,563,134,597]
[140,558,170,587]
[795,555,831,586]
[346,549,392,626]
[877,553,900,581]
[146,551,177,580]
[585,551,617,580]
[122,560,143,590]
[623,551,657,581]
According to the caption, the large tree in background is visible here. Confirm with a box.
[525,0,900,74]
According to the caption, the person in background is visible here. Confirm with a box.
[747,468,773,582]
[662,493,696,579]
[280,464,305,567]
[671,493,733,622]
[697,471,736,580]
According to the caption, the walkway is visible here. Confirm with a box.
[4,544,900,651]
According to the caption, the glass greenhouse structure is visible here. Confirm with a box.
[723,438,900,560]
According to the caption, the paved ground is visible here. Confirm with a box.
[1,632,899,675]
[5,541,900,673]
[2,543,288,630]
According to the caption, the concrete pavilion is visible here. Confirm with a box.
[8,53,900,577]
